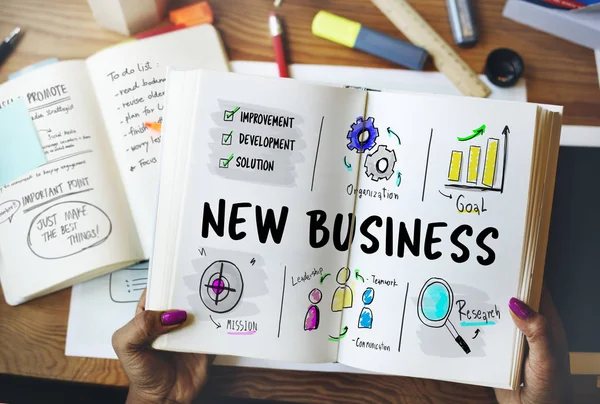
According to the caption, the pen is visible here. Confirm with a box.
[446,0,478,48]
[0,28,24,67]
[269,13,289,78]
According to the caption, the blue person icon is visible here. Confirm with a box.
[358,287,375,329]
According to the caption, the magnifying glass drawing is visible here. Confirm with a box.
[417,277,471,354]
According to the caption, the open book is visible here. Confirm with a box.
[148,70,562,389]
[0,25,229,305]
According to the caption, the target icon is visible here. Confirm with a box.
[199,260,244,313]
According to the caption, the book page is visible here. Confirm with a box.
[153,71,366,362]
[86,25,230,256]
[337,91,539,388]
[0,61,143,305]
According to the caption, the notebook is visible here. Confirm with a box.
[0,25,229,306]
[64,62,523,376]
[146,69,563,389]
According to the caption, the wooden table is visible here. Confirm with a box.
[0,0,598,403]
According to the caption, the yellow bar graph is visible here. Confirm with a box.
[467,146,480,184]
[482,138,499,187]
[448,151,462,182]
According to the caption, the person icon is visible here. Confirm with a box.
[331,267,353,312]
[358,287,375,329]
[304,288,322,331]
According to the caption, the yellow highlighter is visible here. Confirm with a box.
[312,11,428,71]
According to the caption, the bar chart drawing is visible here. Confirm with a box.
[445,127,508,193]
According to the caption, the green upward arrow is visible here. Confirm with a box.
[457,125,486,142]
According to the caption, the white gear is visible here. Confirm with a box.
[364,145,397,182]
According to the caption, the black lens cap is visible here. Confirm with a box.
[485,48,525,88]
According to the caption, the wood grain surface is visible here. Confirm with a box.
[0,0,598,403]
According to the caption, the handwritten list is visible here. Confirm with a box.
[88,57,175,256]
[85,24,230,256]
[105,61,165,173]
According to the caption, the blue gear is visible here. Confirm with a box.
[347,117,379,153]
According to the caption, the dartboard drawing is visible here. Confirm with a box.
[199,260,244,313]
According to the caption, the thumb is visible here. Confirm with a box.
[509,297,554,373]
[113,309,187,354]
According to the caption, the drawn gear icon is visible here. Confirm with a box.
[347,117,379,153]
[364,145,397,182]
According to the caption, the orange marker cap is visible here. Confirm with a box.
[169,2,214,27]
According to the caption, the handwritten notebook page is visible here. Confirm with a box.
[150,70,367,362]
[86,25,229,256]
[336,92,539,388]
[0,61,142,305]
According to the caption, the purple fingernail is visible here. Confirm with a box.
[161,310,187,326]
[509,297,533,320]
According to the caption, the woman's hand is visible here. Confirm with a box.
[495,289,572,404]
[112,290,212,404]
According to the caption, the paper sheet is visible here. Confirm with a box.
[230,62,528,102]
[560,125,600,147]
[66,61,529,372]
[66,262,148,358]
[0,99,46,187]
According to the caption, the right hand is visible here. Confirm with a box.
[494,289,572,404]
[112,290,212,404]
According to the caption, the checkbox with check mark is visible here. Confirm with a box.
[222,131,233,146]
[220,153,234,169]
[223,106,240,122]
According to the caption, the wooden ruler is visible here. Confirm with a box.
[371,0,491,98]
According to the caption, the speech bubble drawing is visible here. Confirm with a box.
[0,200,21,225]
[27,201,112,260]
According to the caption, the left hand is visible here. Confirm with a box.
[112,289,212,404]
